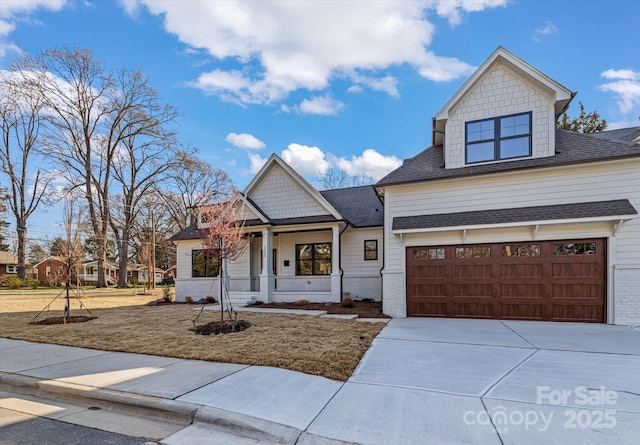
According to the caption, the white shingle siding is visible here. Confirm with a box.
[382,158,640,323]
[250,164,329,219]
[445,62,554,169]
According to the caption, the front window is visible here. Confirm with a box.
[6,265,17,273]
[192,249,220,277]
[466,112,531,164]
[296,243,332,275]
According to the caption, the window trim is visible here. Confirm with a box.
[6,265,17,274]
[465,112,532,164]
[364,239,378,261]
[295,242,332,276]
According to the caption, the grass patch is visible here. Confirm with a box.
[0,293,384,381]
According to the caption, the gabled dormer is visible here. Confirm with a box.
[434,47,574,169]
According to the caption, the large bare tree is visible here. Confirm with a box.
[161,153,234,231]
[0,72,53,278]
[12,47,177,287]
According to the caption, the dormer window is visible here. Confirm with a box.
[465,112,532,164]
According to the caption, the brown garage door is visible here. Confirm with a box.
[406,239,605,322]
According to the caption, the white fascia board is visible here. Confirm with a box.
[392,214,637,235]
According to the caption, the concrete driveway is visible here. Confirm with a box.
[307,318,640,445]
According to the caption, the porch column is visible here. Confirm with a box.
[331,224,342,302]
[260,227,275,302]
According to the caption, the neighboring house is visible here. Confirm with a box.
[127,264,165,284]
[0,251,18,283]
[376,47,639,325]
[35,256,68,285]
[170,154,384,306]
[79,260,119,286]
[164,265,176,280]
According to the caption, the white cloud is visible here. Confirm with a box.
[248,152,268,174]
[297,96,345,116]
[0,0,67,56]
[337,149,402,180]
[225,132,266,150]
[599,69,640,115]
[534,20,559,41]
[247,144,401,181]
[281,143,331,176]
[124,1,506,105]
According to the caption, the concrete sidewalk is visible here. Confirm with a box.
[1,319,639,444]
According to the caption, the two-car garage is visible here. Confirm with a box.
[406,238,606,322]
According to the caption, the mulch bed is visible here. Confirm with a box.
[191,320,252,335]
[253,300,389,318]
[31,316,96,325]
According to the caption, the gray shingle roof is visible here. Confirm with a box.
[589,126,640,144]
[393,199,637,231]
[377,129,640,186]
[168,223,201,241]
[320,185,383,227]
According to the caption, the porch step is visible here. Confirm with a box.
[236,307,328,316]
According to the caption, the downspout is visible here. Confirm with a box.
[338,222,349,303]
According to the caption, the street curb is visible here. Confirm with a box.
[194,405,302,444]
[0,373,198,423]
[0,372,326,444]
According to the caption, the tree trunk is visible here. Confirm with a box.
[16,219,26,279]
[117,236,128,288]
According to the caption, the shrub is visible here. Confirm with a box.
[341,297,354,308]
[24,278,39,289]
[4,276,23,289]
[249,300,263,306]
[185,296,193,303]
[162,285,173,303]
[206,296,217,304]
[296,299,310,306]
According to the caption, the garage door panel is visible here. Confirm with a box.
[452,302,494,319]
[501,283,544,298]
[406,238,605,322]
[453,264,492,278]
[500,263,544,278]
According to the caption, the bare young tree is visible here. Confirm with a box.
[0,72,54,278]
[60,195,85,319]
[199,192,248,323]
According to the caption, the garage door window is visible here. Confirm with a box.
[502,244,540,257]
[412,247,445,260]
[553,242,596,255]
[455,246,490,258]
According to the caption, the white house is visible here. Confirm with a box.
[170,154,384,306]
[171,47,640,325]
[376,47,639,325]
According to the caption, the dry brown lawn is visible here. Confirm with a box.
[0,292,385,381]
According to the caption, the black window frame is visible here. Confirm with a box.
[364,239,378,261]
[295,243,332,276]
[191,249,220,278]
[465,112,532,164]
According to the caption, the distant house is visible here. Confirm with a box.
[80,260,119,286]
[127,264,165,284]
[34,256,68,285]
[170,154,383,306]
[0,251,18,283]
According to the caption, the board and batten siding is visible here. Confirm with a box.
[249,163,329,219]
[445,62,555,169]
[382,158,640,324]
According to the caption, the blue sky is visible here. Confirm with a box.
[1,0,639,241]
